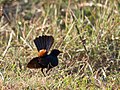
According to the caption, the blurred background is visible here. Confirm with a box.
[0,0,120,89]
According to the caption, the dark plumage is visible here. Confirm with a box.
[34,35,54,52]
[27,35,62,76]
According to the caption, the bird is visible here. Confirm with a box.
[27,35,62,76]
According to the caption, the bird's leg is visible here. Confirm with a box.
[46,63,53,74]
[41,68,46,77]
[46,67,51,74]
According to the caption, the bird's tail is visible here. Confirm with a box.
[34,35,54,52]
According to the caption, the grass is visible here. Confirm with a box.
[0,0,120,90]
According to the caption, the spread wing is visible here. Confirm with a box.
[34,35,54,52]
[27,57,42,69]
[27,57,49,69]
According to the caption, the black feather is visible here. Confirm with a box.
[34,35,54,52]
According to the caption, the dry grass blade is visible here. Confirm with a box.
[0,0,119,89]
[2,30,14,58]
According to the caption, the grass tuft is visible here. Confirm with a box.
[0,0,120,89]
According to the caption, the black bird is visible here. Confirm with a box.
[27,35,62,76]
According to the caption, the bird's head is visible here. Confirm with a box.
[50,49,62,56]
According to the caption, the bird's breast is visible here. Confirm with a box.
[45,55,58,67]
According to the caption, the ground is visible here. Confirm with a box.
[0,0,120,90]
